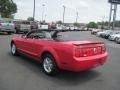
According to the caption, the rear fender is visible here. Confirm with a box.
[40,47,61,68]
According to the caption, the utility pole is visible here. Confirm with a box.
[108,0,119,30]
[63,5,66,24]
[33,0,36,21]
[108,4,112,29]
[42,4,45,22]
[102,16,105,30]
[112,4,117,30]
[76,12,78,23]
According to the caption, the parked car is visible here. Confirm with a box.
[96,30,109,37]
[0,20,15,34]
[108,32,120,41]
[13,20,31,33]
[100,30,113,39]
[115,36,120,44]
[30,21,38,30]
[10,30,108,75]
[91,29,101,35]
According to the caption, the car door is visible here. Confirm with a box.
[22,31,47,59]
[15,34,32,54]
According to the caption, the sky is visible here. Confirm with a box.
[13,0,120,23]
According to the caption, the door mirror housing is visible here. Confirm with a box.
[21,34,27,39]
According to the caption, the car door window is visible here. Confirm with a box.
[26,31,46,39]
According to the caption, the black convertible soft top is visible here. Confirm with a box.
[35,29,82,38]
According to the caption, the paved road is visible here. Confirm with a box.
[0,32,120,90]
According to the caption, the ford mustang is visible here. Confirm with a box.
[10,30,108,75]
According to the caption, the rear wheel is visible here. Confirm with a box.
[11,43,18,55]
[42,54,59,75]
[8,32,11,35]
[116,38,120,44]
[115,37,118,42]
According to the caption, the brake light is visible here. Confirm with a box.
[74,45,105,57]
[74,48,83,57]
[102,45,106,53]
[74,48,87,57]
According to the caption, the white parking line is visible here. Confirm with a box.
[106,43,120,49]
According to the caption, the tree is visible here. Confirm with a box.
[87,22,98,28]
[27,17,34,21]
[115,20,120,27]
[0,0,17,18]
[56,20,62,24]
[97,20,120,27]
[40,20,46,24]
[73,22,80,27]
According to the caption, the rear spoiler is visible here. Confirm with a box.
[37,29,84,32]
[72,42,104,46]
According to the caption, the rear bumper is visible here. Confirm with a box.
[109,37,115,41]
[19,29,29,33]
[0,28,15,33]
[63,52,108,72]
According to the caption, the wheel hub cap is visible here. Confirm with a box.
[43,57,53,73]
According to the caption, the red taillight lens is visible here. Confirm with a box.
[74,48,87,57]
[74,45,106,57]
[102,45,106,53]
[74,48,83,57]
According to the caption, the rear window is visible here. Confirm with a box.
[13,21,21,24]
[0,20,5,23]
[30,22,37,24]
[21,21,30,24]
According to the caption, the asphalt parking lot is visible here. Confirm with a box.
[0,31,120,90]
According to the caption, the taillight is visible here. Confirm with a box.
[74,48,83,57]
[102,45,106,53]
[74,45,106,57]
[74,48,87,57]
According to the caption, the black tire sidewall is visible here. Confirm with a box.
[42,54,58,75]
[11,43,17,55]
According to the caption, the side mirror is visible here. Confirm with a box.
[21,34,27,39]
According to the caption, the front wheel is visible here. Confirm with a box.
[116,38,120,44]
[11,43,18,55]
[8,32,11,35]
[42,54,59,75]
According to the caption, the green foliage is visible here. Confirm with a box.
[0,0,17,18]
[115,21,120,27]
[87,22,98,28]
[56,20,62,24]
[73,22,80,27]
[97,21,120,27]
[27,17,34,21]
[40,20,46,24]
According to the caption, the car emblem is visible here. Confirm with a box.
[93,48,97,54]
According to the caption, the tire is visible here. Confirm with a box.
[42,54,59,75]
[11,43,18,56]
[116,38,120,44]
[115,37,118,42]
[8,32,11,35]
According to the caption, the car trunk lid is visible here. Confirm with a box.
[64,41,105,57]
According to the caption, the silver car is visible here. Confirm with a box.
[0,20,15,34]
[108,32,120,41]
[115,35,120,44]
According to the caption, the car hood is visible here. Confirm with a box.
[110,34,120,37]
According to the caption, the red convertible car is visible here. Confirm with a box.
[11,30,108,75]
